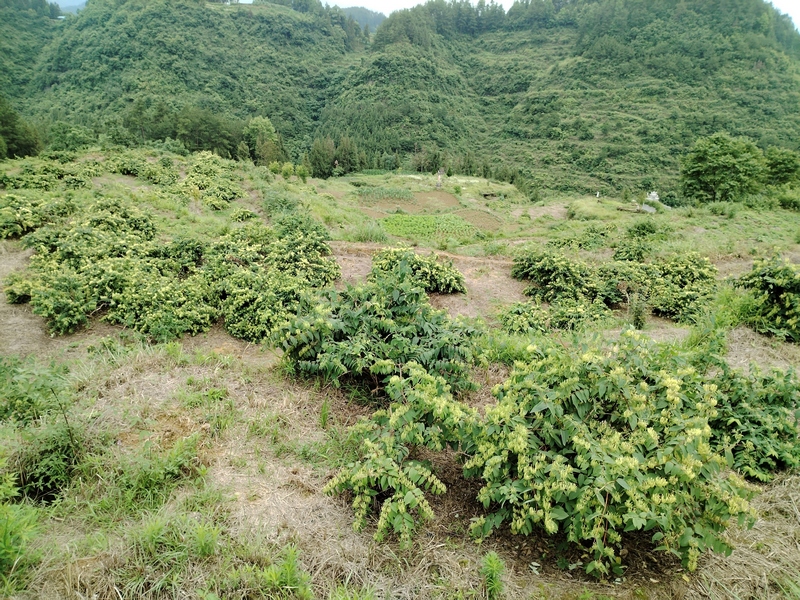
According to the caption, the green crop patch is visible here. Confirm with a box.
[381,214,477,240]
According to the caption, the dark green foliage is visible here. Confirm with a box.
[48,122,95,152]
[737,255,800,341]
[14,419,84,501]
[0,96,40,159]
[369,247,466,294]
[681,133,766,203]
[275,270,480,394]
[309,137,336,178]
[512,248,716,323]
[4,0,800,192]
[511,249,598,302]
[711,365,800,482]
[547,224,616,250]
[0,356,68,425]
[765,146,800,186]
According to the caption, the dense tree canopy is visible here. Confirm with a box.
[2,0,799,193]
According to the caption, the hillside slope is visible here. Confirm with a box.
[5,0,800,193]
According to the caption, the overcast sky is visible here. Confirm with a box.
[329,0,799,31]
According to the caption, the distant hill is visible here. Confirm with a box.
[4,0,800,193]
[342,6,385,30]
[58,1,84,13]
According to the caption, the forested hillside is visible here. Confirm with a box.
[3,0,800,193]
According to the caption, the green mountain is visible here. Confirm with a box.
[341,6,386,30]
[5,0,800,194]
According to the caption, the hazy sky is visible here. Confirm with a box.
[328,0,799,31]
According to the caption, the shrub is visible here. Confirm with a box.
[14,418,85,502]
[736,255,800,342]
[710,365,800,482]
[511,249,598,302]
[500,298,611,334]
[369,248,466,294]
[327,334,756,576]
[649,253,717,322]
[220,270,306,343]
[513,249,716,323]
[275,270,480,394]
[612,238,650,261]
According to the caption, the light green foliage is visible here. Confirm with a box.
[327,334,757,576]
[230,207,258,222]
[243,116,280,166]
[281,162,295,179]
[97,434,202,512]
[0,459,37,590]
[295,164,309,183]
[512,249,716,323]
[276,270,480,394]
[4,184,338,342]
[356,186,413,201]
[369,247,466,294]
[220,270,306,343]
[0,193,74,239]
[737,255,800,341]
[681,133,765,203]
[182,151,244,209]
[711,365,800,482]
[221,545,313,600]
[324,365,475,546]
[381,214,476,241]
[467,332,754,575]
[480,551,505,600]
[499,298,611,334]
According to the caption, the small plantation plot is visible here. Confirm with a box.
[369,247,466,294]
[381,214,477,241]
[328,332,759,577]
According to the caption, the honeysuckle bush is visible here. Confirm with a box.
[275,269,481,394]
[499,298,611,334]
[180,151,243,209]
[0,193,77,239]
[511,248,717,322]
[327,332,759,577]
[4,197,338,342]
[710,364,800,482]
[736,254,800,342]
[369,247,467,294]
